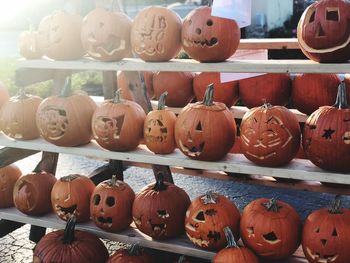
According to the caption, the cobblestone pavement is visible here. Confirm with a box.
[0,153,349,262]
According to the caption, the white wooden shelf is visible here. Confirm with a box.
[238,38,300,50]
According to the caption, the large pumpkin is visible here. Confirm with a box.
[175,84,236,161]
[239,74,291,108]
[153,71,194,107]
[303,83,350,172]
[302,196,350,263]
[297,0,350,62]
[193,72,239,108]
[0,165,22,208]
[0,90,42,140]
[33,216,109,263]
[51,174,95,222]
[90,175,135,232]
[0,81,9,109]
[132,176,191,240]
[36,82,97,147]
[92,90,146,151]
[131,6,182,61]
[117,71,154,100]
[107,245,154,263]
[81,8,132,61]
[240,104,301,167]
[240,198,302,260]
[19,30,43,59]
[37,11,84,60]
[13,170,56,216]
[185,192,241,251]
[182,6,240,62]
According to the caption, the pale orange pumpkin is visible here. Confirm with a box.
[19,30,43,59]
[0,165,22,208]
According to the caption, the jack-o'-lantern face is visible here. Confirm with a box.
[93,115,125,143]
[37,106,69,141]
[178,120,205,158]
[145,119,168,143]
[14,180,37,212]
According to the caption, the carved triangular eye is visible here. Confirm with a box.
[195,211,205,222]
[196,122,203,131]
[332,228,338,236]
[314,227,320,233]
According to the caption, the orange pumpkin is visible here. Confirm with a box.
[107,245,154,263]
[19,30,43,59]
[0,165,22,208]
[117,71,154,100]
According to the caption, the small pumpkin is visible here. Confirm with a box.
[90,175,135,232]
[303,82,350,172]
[92,90,146,151]
[175,84,236,161]
[213,227,259,263]
[131,6,182,61]
[193,72,239,108]
[51,174,95,222]
[144,92,177,154]
[302,196,350,263]
[132,176,191,240]
[185,192,241,251]
[182,6,240,62]
[36,80,97,147]
[107,244,154,263]
[239,74,291,108]
[33,216,109,263]
[240,104,301,167]
[19,30,43,59]
[117,71,154,101]
[0,81,10,109]
[0,165,22,208]
[0,89,42,140]
[240,198,302,260]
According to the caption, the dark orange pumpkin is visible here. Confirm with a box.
[132,176,191,240]
[0,165,22,208]
[240,198,302,260]
[107,245,154,263]
[182,6,240,62]
[175,84,236,161]
[51,174,95,222]
[131,6,182,61]
[239,74,291,108]
[0,81,9,109]
[13,170,56,216]
[19,30,43,59]
[153,71,194,107]
[193,72,239,108]
[185,192,241,251]
[303,82,350,172]
[240,104,301,167]
[92,90,146,151]
[297,0,350,62]
[117,71,154,101]
[33,216,109,263]
[90,175,135,232]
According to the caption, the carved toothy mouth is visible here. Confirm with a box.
[186,234,210,247]
[343,131,350,144]
[183,38,218,48]
[262,231,281,244]
[150,223,166,232]
[55,204,78,219]
[179,140,205,157]
[306,247,338,263]
[97,216,113,228]
[185,223,198,232]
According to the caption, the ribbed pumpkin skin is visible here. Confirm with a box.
[107,249,154,263]
[213,247,259,263]
[0,165,22,208]
[239,74,291,108]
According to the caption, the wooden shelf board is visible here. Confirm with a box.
[16,58,350,74]
[239,38,300,50]
[1,134,349,185]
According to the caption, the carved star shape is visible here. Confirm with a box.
[322,128,335,140]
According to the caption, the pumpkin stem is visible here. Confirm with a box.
[203,83,214,106]
[333,83,349,109]
[62,215,76,244]
[263,198,282,212]
[60,77,72,97]
[262,103,273,109]
[158,92,168,110]
[106,175,121,187]
[201,191,217,204]
[329,195,343,214]
[17,88,28,100]
[128,244,142,256]
[153,174,168,191]
[113,89,123,103]
[224,226,239,248]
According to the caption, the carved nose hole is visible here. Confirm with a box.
[207,19,213,26]
[326,9,339,21]
[332,228,338,236]
[196,122,202,131]
[309,10,316,23]
[195,28,201,35]
[321,239,327,246]
[316,23,326,37]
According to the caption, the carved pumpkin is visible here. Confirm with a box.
[175,84,236,161]
[33,216,109,263]
[13,170,56,216]
[107,245,154,263]
[240,198,302,260]
[193,72,239,108]
[51,174,95,222]
[240,104,301,167]
[132,176,191,240]
[90,175,135,232]
[185,192,241,251]
[144,92,177,154]
[303,83,350,172]
[213,227,259,263]
[36,81,97,147]
[297,0,350,62]
[153,71,194,107]
[239,74,291,108]
[0,165,22,208]
[37,11,84,60]
[81,8,132,61]
[117,71,154,101]
[0,81,9,109]
[0,90,42,140]
[19,30,43,59]
[182,6,240,62]
[92,90,146,151]
[302,196,350,263]
[131,6,182,61]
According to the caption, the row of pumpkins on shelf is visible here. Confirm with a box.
[1,164,349,263]
[0,77,350,172]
